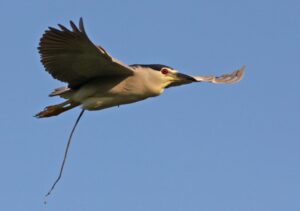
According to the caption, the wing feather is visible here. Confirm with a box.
[38,18,133,88]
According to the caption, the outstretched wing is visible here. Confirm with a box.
[38,18,134,88]
[193,65,245,84]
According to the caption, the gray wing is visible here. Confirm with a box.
[193,65,245,84]
[38,18,134,88]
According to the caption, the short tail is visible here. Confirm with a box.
[35,101,80,118]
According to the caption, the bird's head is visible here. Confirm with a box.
[130,64,197,93]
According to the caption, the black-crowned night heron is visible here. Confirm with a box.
[36,18,245,200]
[36,18,244,118]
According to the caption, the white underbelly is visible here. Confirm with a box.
[70,78,159,111]
[80,95,147,110]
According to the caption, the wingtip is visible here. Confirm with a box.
[58,23,70,32]
[79,17,86,34]
[69,20,77,31]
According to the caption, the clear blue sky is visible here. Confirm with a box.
[0,0,299,210]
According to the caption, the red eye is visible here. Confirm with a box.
[161,68,169,75]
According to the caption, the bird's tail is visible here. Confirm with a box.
[35,101,80,118]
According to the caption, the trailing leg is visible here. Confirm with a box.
[35,100,80,118]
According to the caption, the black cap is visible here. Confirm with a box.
[130,64,174,71]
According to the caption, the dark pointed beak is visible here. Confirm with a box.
[167,72,197,88]
[176,73,197,82]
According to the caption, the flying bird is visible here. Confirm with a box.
[36,18,244,118]
[36,18,245,200]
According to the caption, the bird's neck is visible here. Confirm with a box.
[132,69,165,97]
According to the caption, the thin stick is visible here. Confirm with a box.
[44,109,85,203]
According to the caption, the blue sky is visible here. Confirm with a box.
[0,0,299,210]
